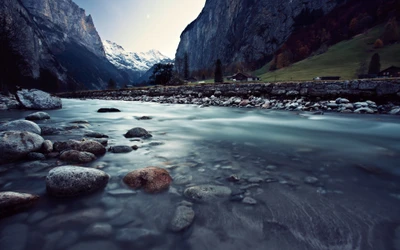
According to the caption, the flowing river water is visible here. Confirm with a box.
[1,98,400,250]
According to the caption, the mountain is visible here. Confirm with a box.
[103,40,173,83]
[175,0,344,76]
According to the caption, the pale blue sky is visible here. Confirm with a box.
[73,0,206,58]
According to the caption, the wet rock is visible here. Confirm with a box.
[0,192,39,218]
[17,89,62,110]
[227,174,240,182]
[335,98,350,104]
[84,132,109,138]
[59,150,97,163]
[136,116,152,120]
[230,194,245,202]
[40,208,105,228]
[131,145,139,150]
[354,107,375,114]
[84,223,113,237]
[123,167,172,193]
[0,131,44,164]
[25,112,50,121]
[67,241,119,250]
[265,165,277,171]
[79,140,106,156]
[148,141,165,146]
[124,127,152,138]
[0,120,41,135]
[109,145,133,153]
[390,108,400,115]
[53,140,81,152]
[41,140,53,153]
[173,174,193,185]
[0,224,29,250]
[169,206,195,232]
[248,177,264,183]
[92,138,108,146]
[184,185,232,202]
[27,152,46,161]
[116,228,161,244]
[39,125,64,135]
[97,108,120,113]
[304,176,319,185]
[242,197,257,205]
[46,166,109,197]
[70,120,89,124]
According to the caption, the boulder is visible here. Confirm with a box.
[97,108,120,113]
[0,192,39,218]
[53,140,81,152]
[41,140,53,153]
[0,131,44,164]
[25,111,50,121]
[84,132,109,138]
[79,140,106,156]
[27,152,46,161]
[124,127,152,138]
[60,150,97,163]
[184,185,232,202]
[169,206,195,232]
[46,166,109,197]
[16,89,62,110]
[0,120,41,135]
[123,167,172,193]
[109,145,133,153]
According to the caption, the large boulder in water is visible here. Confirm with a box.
[0,120,41,135]
[59,150,97,163]
[123,167,172,193]
[124,127,152,139]
[16,89,62,110]
[0,131,44,164]
[46,166,109,197]
[25,111,50,121]
[0,192,39,218]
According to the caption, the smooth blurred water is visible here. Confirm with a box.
[1,99,400,250]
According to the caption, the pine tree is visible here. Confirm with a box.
[214,59,223,83]
[368,53,381,75]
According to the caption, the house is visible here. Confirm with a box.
[227,72,260,82]
[379,66,400,78]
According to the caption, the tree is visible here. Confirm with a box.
[107,78,117,89]
[214,59,223,83]
[150,63,174,85]
[382,17,400,44]
[183,53,190,80]
[368,53,381,75]
[373,39,384,49]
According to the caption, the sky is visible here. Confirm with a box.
[73,0,206,58]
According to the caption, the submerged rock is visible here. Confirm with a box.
[53,140,81,152]
[0,223,29,250]
[17,89,62,110]
[59,150,97,163]
[97,108,120,113]
[0,192,39,218]
[84,132,109,138]
[169,205,195,232]
[25,111,50,121]
[41,140,53,153]
[123,167,172,193]
[124,127,152,138]
[46,166,109,197]
[0,131,44,164]
[79,140,106,156]
[184,185,232,202]
[109,145,133,153]
[0,120,41,135]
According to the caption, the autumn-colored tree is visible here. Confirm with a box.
[382,17,400,44]
[373,39,384,49]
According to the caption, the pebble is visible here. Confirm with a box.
[184,185,232,202]
[169,206,195,232]
[242,197,257,205]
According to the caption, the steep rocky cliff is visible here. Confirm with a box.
[17,0,124,90]
[0,0,67,88]
[176,0,345,75]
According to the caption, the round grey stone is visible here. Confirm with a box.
[59,150,96,163]
[0,131,44,164]
[109,145,133,153]
[124,127,152,138]
[25,111,50,121]
[0,120,41,135]
[46,166,109,197]
[169,206,195,232]
[184,185,232,202]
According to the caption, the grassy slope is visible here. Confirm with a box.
[257,25,400,81]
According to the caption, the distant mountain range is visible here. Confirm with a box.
[103,40,173,83]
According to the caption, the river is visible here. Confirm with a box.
[1,98,400,250]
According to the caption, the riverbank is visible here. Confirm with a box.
[58,80,400,115]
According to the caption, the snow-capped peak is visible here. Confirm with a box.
[103,40,172,72]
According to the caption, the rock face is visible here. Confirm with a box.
[175,0,339,73]
[17,89,62,110]
[0,192,39,218]
[123,167,172,193]
[0,120,41,135]
[0,131,44,164]
[46,166,109,197]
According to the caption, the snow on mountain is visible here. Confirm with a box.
[103,40,172,72]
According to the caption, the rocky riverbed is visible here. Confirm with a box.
[1,97,400,250]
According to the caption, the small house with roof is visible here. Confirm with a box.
[227,72,260,82]
[379,66,400,78]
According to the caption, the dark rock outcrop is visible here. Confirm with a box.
[175,0,340,73]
